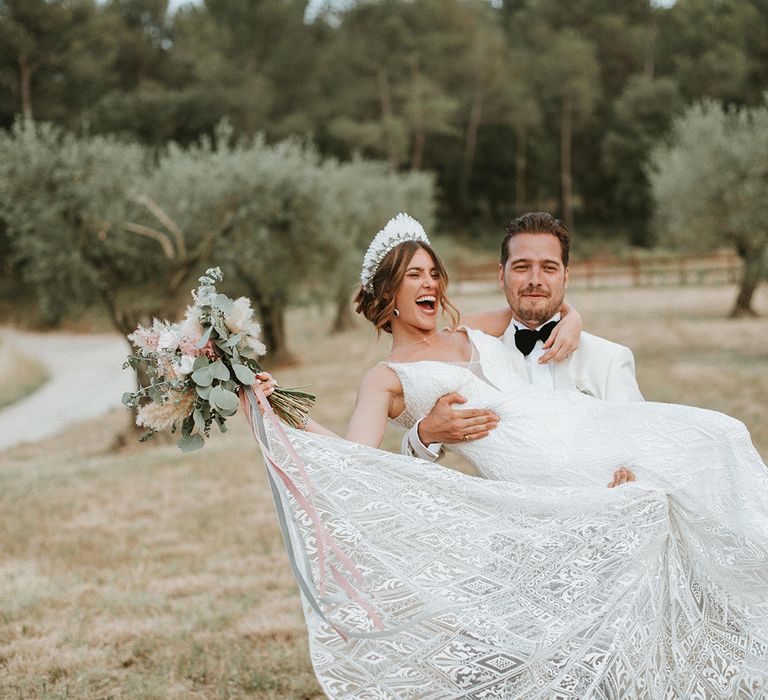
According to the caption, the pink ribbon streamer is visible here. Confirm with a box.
[240,385,384,633]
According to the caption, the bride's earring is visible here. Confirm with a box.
[393,309,400,317]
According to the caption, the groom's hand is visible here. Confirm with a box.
[607,467,636,488]
[418,393,499,445]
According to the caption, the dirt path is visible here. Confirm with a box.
[0,329,134,451]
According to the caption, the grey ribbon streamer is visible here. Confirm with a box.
[244,387,447,640]
[245,388,332,626]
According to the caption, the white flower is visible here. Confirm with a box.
[238,334,267,358]
[178,306,204,340]
[158,327,181,352]
[174,355,195,375]
[250,339,267,357]
[224,297,255,334]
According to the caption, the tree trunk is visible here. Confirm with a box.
[644,20,657,79]
[377,67,398,171]
[515,126,527,213]
[258,297,297,367]
[411,126,425,171]
[331,284,355,334]
[19,55,34,121]
[561,96,574,232]
[460,89,484,213]
[410,61,425,170]
[730,241,765,317]
[104,301,157,448]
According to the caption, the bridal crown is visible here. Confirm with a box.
[360,213,430,293]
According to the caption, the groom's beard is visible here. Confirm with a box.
[512,285,564,328]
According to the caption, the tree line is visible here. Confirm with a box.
[0,0,766,333]
[0,120,433,361]
[3,0,768,242]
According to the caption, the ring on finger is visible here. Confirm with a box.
[463,435,470,442]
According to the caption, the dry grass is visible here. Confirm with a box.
[0,284,766,699]
[0,339,49,410]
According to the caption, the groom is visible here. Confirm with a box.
[402,212,644,484]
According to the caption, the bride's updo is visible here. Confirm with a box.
[354,240,459,334]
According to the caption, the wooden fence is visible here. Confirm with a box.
[454,252,742,291]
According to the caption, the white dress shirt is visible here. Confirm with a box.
[511,312,561,390]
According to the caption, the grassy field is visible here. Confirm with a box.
[0,284,766,699]
[0,338,49,410]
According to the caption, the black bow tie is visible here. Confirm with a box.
[514,320,559,356]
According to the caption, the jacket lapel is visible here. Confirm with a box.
[501,325,530,383]
[552,356,577,391]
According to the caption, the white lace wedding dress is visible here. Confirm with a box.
[259,328,768,699]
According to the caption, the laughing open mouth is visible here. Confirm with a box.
[416,295,436,311]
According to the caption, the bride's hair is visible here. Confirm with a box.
[354,241,460,334]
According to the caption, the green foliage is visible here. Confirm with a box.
[649,98,768,314]
[5,0,768,251]
[657,0,762,103]
[602,76,684,245]
[0,120,149,323]
[0,116,433,357]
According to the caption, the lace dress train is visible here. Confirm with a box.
[259,329,768,699]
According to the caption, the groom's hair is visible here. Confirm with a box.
[501,212,570,268]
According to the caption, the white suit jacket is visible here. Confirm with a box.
[402,324,643,460]
[499,324,644,402]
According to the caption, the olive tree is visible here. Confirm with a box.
[649,99,768,317]
[0,121,150,328]
[141,124,339,365]
[0,119,435,371]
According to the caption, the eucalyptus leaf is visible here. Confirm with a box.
[192,355,210,371]
[177,433,204,452]
[193,408,205,432]
[196,384,212,399]
[196,325,213,348]
[121,392,136,407]
[209,385,239,412]
[210,361,230,381]
[192,365,214,386]
[215,293,234,312]
[232,363,256,384]
[181,414,195,437]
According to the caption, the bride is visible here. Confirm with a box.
[253,214,768,699]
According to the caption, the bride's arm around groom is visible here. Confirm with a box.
[403,212,643,462]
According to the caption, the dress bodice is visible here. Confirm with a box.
[387,328,516,430]
[386,328,751,489]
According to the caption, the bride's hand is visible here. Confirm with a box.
[539,301,582,363]
[253,371,277,400]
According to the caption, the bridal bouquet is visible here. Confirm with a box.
[122,267,315,451]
